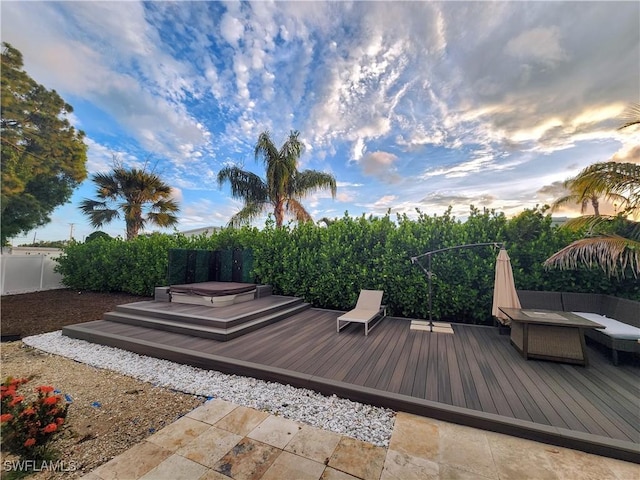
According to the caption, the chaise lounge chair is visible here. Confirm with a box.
[337,290,387,336]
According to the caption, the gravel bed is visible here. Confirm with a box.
[23,331,396,447]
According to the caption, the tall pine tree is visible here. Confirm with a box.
[1,42,88,244]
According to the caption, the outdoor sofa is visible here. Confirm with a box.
[516,290,640,365]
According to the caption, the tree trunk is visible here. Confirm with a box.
[274,200,285,227]
[591,196,600,217]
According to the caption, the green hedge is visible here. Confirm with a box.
[55,208,639,325]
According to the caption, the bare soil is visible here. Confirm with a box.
[0,289,205,479]
[1,289,147,340]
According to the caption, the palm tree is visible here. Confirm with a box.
[550,161,638,217]
[550,178,603,217]
[80,162,179,240]
[218,130,337,227]
[544,162,640,277]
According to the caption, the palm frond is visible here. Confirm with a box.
[574,162,639,202]
[227,202,267,228]
[150,199,180,214]
[550,193,580,212]
[78,199,119,228]
[561,214,617,232]
[217,166,268,203]
[617,103,640,130]
[254,131,280,167]
[291,170,337,198]
[544,234,640,278]
[147,211,180,228]
[286,198,313,223]
[279,130,304,165]
[91,172,121,200]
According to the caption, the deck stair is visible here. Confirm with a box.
[64,295,310,342]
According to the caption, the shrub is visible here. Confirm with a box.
[1,377,69,460]
[54,208,639,322]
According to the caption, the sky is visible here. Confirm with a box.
[2,1,639,243]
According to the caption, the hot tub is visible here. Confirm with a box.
[169,281,258,307]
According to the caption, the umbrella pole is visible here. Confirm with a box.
[411,242,503,333]
[428,254,433,332]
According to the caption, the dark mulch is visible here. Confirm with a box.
[1,289,149,340]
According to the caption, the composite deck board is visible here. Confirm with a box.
[454,327,499,415]
[570,362,639,426]
[285,316,350,373]
[323,329,375,381]
[450,329,483,412]
[385,331,418,394]
[424,333,440,402]
[363,320,405,389]
[432,334,452,405]
[475,327,549,425]
[344,320,400,386]
[444,333,466,408]
[490,334,570,428]
[397,332,424,397]
[410,330,431,399]
[586,366,638,408]
[303,326,360,378]
[62,306,640,446]
[274,312,338,369]
[270,313,333,370]
[458,328,498,414]
[555,364,639,441]
[538,362,626,439]
[373,322,412,392]
[556,362,638,440]
[529,359,595,432]
[307,320,367,379]
[236,318,314,362]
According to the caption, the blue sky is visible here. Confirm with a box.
[2,1,639,243]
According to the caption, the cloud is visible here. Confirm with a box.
[505,27,567,66]
[360,151,401,183]
[610,144,640,164]
[2,1,639,242]
[220,12,245,46]
[2,2,211,166]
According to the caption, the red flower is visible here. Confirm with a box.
[1,387,16,399]
[42,396,59,406]
[21,408,36,416]
[55,417,65,426]
[42,423,57,433]
[36,386,55,394]
[8,396,24,407]
[0,413,13,422]
[24,438,36,447]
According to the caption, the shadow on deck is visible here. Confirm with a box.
[62,298,640,464]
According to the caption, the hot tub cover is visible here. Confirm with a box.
[169,281,257,297]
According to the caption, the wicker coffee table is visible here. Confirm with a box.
[499,308,605,366]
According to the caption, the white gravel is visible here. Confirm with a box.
[22,331,395,447]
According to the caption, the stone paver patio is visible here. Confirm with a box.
[82,399,638,480]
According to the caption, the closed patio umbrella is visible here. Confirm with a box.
[492,248,521,325]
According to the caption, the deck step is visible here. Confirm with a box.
[111,296,304,329]
[103,302,310,341]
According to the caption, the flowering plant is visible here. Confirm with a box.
[1,377,69,459]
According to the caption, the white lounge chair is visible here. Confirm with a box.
[337,290,387,336]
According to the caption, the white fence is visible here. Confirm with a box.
[1,248,65,295]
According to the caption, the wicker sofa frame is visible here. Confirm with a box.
[515,291,640,365]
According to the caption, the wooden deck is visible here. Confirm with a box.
[63,305,640,463]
